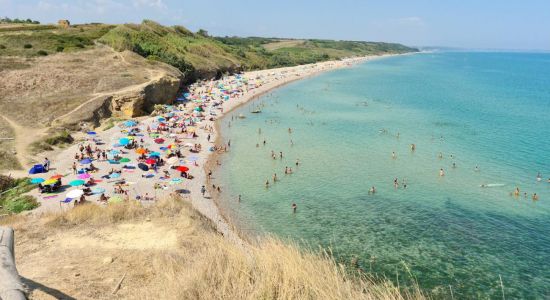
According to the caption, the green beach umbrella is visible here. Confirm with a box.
[119,158,131,163]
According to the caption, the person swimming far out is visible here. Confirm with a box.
[369,186,376,194]
[273,173,278,182]
[439,168,445,177]
[513,187,520,197]
[410,144,416,151]
[265,180,270,188]
[392,151,396,159]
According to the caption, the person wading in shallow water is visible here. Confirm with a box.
[292,203,297,213]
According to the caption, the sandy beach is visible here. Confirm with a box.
[22,55,387,246]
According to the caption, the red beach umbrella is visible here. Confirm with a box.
[154,138,165,144]
[176,166,189,172]
[146,158,156,165]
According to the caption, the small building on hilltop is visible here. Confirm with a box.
[57,19,70,28]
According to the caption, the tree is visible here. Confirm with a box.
[196,29,209,37]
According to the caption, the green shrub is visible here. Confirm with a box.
[0,44,6,49]
[4,195,39,213]
[56,46,64,52]
[23,43,32,49]
[37,50,48,56]
[45,130,73,145]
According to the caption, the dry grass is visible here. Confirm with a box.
[263,39,306,51]
[2,198,424,300]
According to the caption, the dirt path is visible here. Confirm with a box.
[0,114,47,175]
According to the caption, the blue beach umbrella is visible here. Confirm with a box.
[30,178,45,184]
[149,152,161,157]
[87,131,97,135]
[159,147,168,151]
[110,150,121,155]
[108,159,120,164]
[123,120,137,127]
[69,179,85,187]
[158,117,166,122]
[109,173,121,179]
[80,158,92,165]
[119,138,130,145]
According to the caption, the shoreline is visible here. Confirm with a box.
[199,54,403,244]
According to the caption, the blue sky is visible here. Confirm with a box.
[2,0,549,50]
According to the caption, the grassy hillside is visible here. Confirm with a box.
[1,19,417,79]
[98,20,418,81]
[0,23,114,58]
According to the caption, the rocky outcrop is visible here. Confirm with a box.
[55,71,182,130]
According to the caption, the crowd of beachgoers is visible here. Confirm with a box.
[23,57,368,240]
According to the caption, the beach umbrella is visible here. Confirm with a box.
[119,138,130,146]
[108,159,120,164]
[167,157,179,165]
[80,158,92,165]
[109,173,121,179]
[158,117,166,122]
[138,163,149,171]
[92,187,105,195]
[30,178,45,184]
[77,173,91,179]
[108,196,123,204]
[69,179,85,187]
[123,120,137,127]
[146,159,156,165]
[149,152,161,157]
[176,166,189,172]
[119,157,131,163]
[43,179,58,185]
[87,131,97,135]
[154,138,165,144]
[135,148,147,154]
[66,189,84,198]
[49,174,63,179]
[159,146,168,151]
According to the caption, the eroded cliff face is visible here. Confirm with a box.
[49,49,184,130]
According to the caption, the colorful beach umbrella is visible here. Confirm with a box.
[77,173,91,179]
[123,120,137,127]
[119,157,131,163]
[49,174,63,179]
[146,159,156,165]
[109,173,121,179]
[176,166,189,172]
[119,138,130,146]
[136,148,147,154]
[149,152,161,157]
[30,178,45,184]
[69,179,85,186]
[66,189,84,198]
[43,179,58,185]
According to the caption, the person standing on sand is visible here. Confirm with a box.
[200,186,206,197]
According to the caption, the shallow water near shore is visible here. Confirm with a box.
[217,52,550,298]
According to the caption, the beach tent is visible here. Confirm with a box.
[28,164,46,174]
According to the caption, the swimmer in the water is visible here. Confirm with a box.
[392,151,396,159]
[369,186,376,194]
[439,168,445,177]
[536,172,542,182]
[532,193,539,201]
[513,187,520,197]
[273,173,278,182]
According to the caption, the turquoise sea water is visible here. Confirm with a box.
[217,52,550,298]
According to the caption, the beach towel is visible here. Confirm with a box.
[42,195,59,200]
